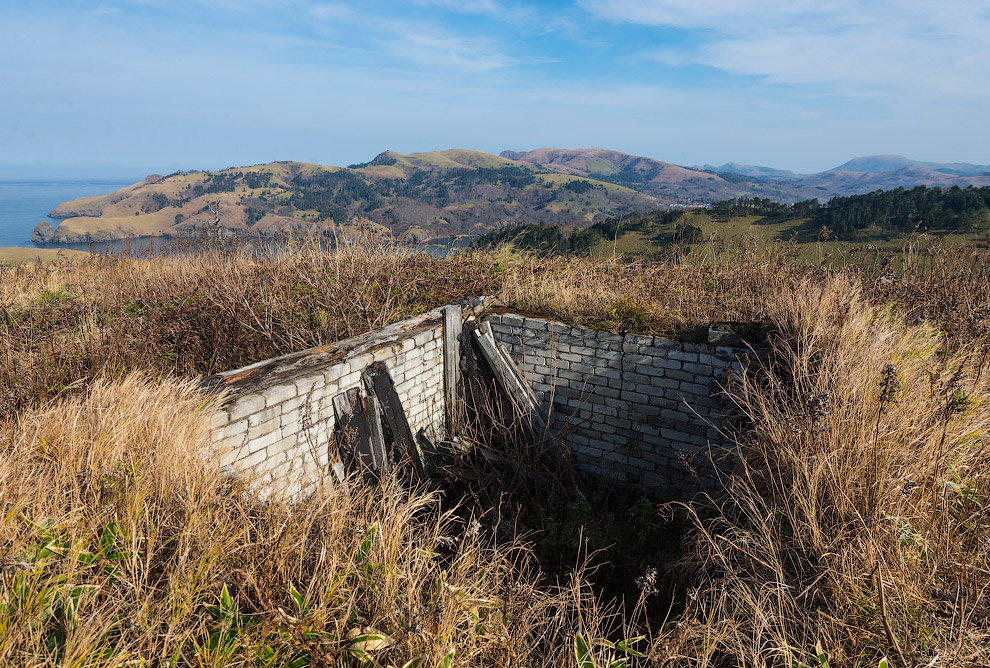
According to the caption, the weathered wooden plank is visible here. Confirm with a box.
[473,328,548,435]
[332,389,377,474]
[363,362,424,479]
[442,304,463,433]
[481,321,543,419]
[365,394,389,476]
[202,296,490,402]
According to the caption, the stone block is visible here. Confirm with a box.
[248,406,280,428]
[669,350,699,363]
[237,448,269,470]
[683,362,715,376]
[623,353,654,365]
[679,381,710,397]
[648,376,680,391]
[229,394,265,421]
[210,411,229,431]
[248,422,282,450]
[651,357,682,370]
[218,418,248,441]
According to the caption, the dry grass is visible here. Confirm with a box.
[2,237,990,666]
[0,375,637,667]
[0,238,501,417]
[669,276,990,666]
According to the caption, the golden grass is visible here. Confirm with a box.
[0,248,89,265]
[2,238,990,665]
[670,276,990,665]
[0,375,637,667]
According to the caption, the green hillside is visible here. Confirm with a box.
[43,151,656,243]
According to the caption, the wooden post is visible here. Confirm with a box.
[442,304,463,434]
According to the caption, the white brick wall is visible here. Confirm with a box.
[485,313,746,501]
[208,319,447,497]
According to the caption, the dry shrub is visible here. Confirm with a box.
[0,374,634,667]
[672,275,990,666]
[0,240,501,416]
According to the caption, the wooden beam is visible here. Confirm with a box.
[365,394,389,477]
[442,304,463,434]
[363,362,424,479]
[472,327,548,436]
[332,389,377,475]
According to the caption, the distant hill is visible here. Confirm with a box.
[832,154,990,176]
[41,150,656,243]
[694,162,803,181]
[500,147,780,202]
[41,148,990,243]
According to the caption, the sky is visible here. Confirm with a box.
[1,0,988,178]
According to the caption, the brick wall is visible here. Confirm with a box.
[483,313,746,500]
[205,311,448,497]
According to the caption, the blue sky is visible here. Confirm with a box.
[1,0,988,178]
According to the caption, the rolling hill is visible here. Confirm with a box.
[39,150,657,243]
[39,148,990,243]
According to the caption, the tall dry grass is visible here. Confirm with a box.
[0,240,500,417]
[670,276,990,666]
[3,237,990,666]
[0,374,640,667]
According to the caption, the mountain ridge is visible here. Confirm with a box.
[38,148,990,244]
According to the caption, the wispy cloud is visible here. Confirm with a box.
[581,1,990,100]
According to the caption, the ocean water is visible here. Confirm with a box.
[0,179,136,248]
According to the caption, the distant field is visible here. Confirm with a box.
[588,211,988,265]
[0,247,89,264]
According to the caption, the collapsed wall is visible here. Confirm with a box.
[204,301,748,501]
[203,304,463,496]
[483,314,746,500]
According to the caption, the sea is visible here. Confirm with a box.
[0,180,471,255]
[0,179,136,249]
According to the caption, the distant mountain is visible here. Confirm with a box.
[797,165,990,195]
[40,150,657,243]
[41,147,990,243]
[832,154,990,176]
[694,162,803,181]
[501,148,801,203]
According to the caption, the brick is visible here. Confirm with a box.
[651,357,682,370]
[210,411,229,431]
[683,362,715,376]
[248,406,280,428]
[248,422,282,450]
[264,383,297,406]
[236,448,268,470]
[500,313,524,327]
[605,415,632,429]
[229,394,265,421]
[626,333,654,348]
[649,376,680,391]
[679,381,710,396]
[669,350,699,363]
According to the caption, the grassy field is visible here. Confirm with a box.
[588,210,990,266]
[0,247,89,265]
[2,237,989,665]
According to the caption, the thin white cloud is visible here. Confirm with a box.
[581,0,990,100]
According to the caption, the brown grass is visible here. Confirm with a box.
[0,375,637,667]
[2,237,989,666]
[670,276,990,666]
